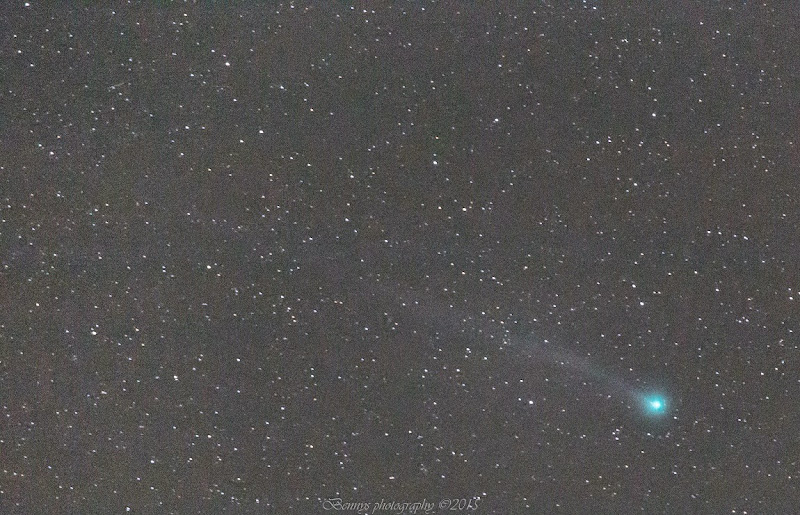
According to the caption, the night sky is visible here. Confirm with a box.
[2,2,799,513]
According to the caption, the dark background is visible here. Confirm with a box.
[1,1,799,513]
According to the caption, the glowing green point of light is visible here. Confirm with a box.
[644,396,667,414]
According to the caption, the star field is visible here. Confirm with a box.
[1,2,799,513]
